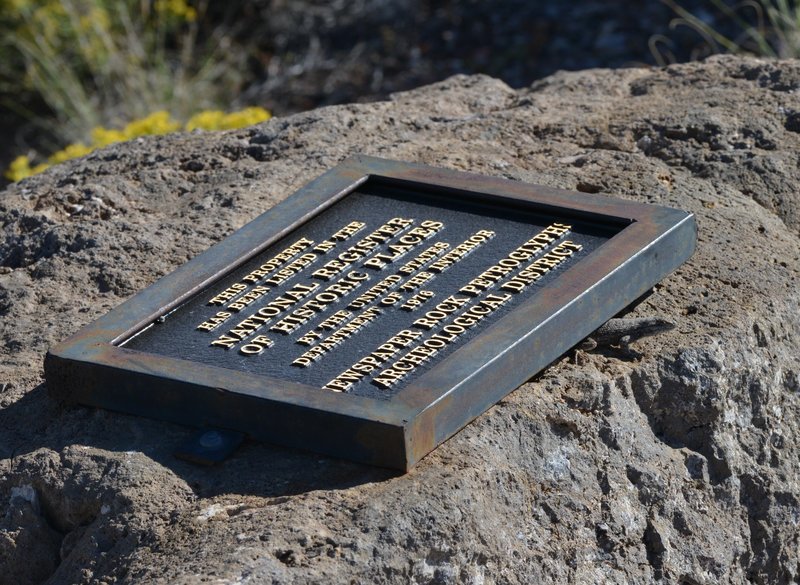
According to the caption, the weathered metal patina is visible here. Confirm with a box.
[45,156,696,470]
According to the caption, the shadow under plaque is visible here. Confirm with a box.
[45,156,696,470]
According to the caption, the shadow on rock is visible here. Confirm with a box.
[2,383,395,502]
[0,382,396,583]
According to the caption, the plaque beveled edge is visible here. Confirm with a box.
[44,155,696,470]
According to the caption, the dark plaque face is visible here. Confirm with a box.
[46,156,696,470]
[123,185,612,398]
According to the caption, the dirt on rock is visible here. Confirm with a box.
[1,55,799,584]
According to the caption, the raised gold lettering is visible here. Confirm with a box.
[412,295,471,329]
[313,240,337,254]
[331,221,366,241]
[196,311,232,331]
[271,272,367,334]
[239,335,274,355]
[296,330,322,346]
[429,230,495,273]
[348,274,402,309]
[318,310,351,330]
[240,237,314,285]
[379,291,403,306]
[363,220,445,270]
[399,271,434,292]
[398,241,450,275]
[210,282,319,348]
[500,241,583,293]
[456,223,574,296]
[226,285,270,312]
[372,292,513,389]
[400,290,435,311]
[313,218,414,280]
[210,334,239,349]
[294,307,382,367]
[264,253,317,286]
[322,329,423,391]
[208,282,248,306]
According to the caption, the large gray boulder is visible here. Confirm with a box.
[1,55,798,584]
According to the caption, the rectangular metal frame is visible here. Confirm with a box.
[45,155,696,470]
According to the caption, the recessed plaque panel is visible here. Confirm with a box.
[45,156,696,470]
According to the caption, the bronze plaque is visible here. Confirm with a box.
[45,156,696,470]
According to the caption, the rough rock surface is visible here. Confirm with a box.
[1,55,799,584]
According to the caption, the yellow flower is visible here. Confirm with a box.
[185,110,226,131]
[122,111,181,137]
[48,143,93,164]
[155,0,197,22]
[91,126,126,147]
[5,107,272,181]
[3,155,50,181]
[4,155,34,182]
[185,106,271,131]
[219,106,272,129]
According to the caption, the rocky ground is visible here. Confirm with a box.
[1,55,799,583]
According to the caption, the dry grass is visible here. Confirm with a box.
[0,0,247,145]
[653,0,800,64]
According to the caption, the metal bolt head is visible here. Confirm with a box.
[199,430,224,449]
[175,428,245,465]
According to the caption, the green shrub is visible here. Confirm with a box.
[0,0,247,145]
